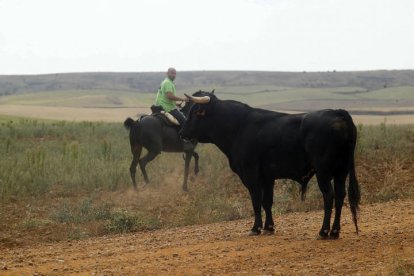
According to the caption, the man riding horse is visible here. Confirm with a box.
[155,67,189,127]
[123,67,200,191]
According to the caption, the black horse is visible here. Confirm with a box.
[124,97,202,191]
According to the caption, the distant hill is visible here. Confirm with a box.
[1,70,414,96]
[1,70,413,119]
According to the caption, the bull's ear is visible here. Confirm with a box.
[211,89,215,94]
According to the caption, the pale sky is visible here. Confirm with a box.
[0,0,413,75]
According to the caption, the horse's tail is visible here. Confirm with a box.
[124,117,136,130]
[124,118,142,153]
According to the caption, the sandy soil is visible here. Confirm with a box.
[1,199,413,275]
[0,105,150,122]
[350,114,414,125]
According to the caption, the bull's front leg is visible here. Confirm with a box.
[262,179,275,234]
[246,183,263,235]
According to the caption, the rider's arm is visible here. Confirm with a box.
[166,92,188,102]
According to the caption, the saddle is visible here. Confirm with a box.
[148,105,180,126]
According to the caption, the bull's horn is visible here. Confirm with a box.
[184,94,211,104]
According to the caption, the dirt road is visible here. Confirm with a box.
[1,199,413,275]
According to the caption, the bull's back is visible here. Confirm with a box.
[301,109,355,167]
[301,109,354,140]
[252,114,310,180]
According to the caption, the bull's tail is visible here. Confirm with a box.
[124,117,136,130]
[347,122,361,234]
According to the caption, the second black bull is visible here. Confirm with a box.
[181,91,360,239]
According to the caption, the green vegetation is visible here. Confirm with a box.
[392,260,414,276]
[359,86,414,100]
[0,115,413,245]
[0,117,129,198]
[1,85,413,114]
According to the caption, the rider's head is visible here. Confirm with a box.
[167,67,176,81]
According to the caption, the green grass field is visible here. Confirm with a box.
[0,115,413,245]
[1,85,413,110]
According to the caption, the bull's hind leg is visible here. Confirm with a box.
[262,180,275,234]
[316,173,334,239]
[129,144,142,189]
[330,172,347,239]
[138,151,159,184]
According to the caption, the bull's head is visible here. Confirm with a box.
[180,90,216,142]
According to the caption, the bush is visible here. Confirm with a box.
[392,260,414,276]
[105,211,160,234]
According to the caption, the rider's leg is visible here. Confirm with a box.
[169,109,186,126]
[169,109,191,146]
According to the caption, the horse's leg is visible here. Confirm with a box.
[182,151,192,191]
[139,150,159,184]
[192,151,199,175]
[129,144,142,189]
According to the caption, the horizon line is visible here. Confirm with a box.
[1,68,414,77]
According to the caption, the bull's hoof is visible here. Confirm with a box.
[262,229,275,235]
[249,229,261,236]
[317,229,330,240]
[182,186,188,192]
[329,229,340,240]
[317,234,332,240]
[262,226,275,235]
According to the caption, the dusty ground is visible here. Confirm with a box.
[1,199,413,275]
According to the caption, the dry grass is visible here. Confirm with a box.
[392,260,414,276]
[0,117,413,247]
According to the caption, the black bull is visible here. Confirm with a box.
[181,91,360,239]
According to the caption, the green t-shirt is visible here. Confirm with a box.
[155,78,176,112]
